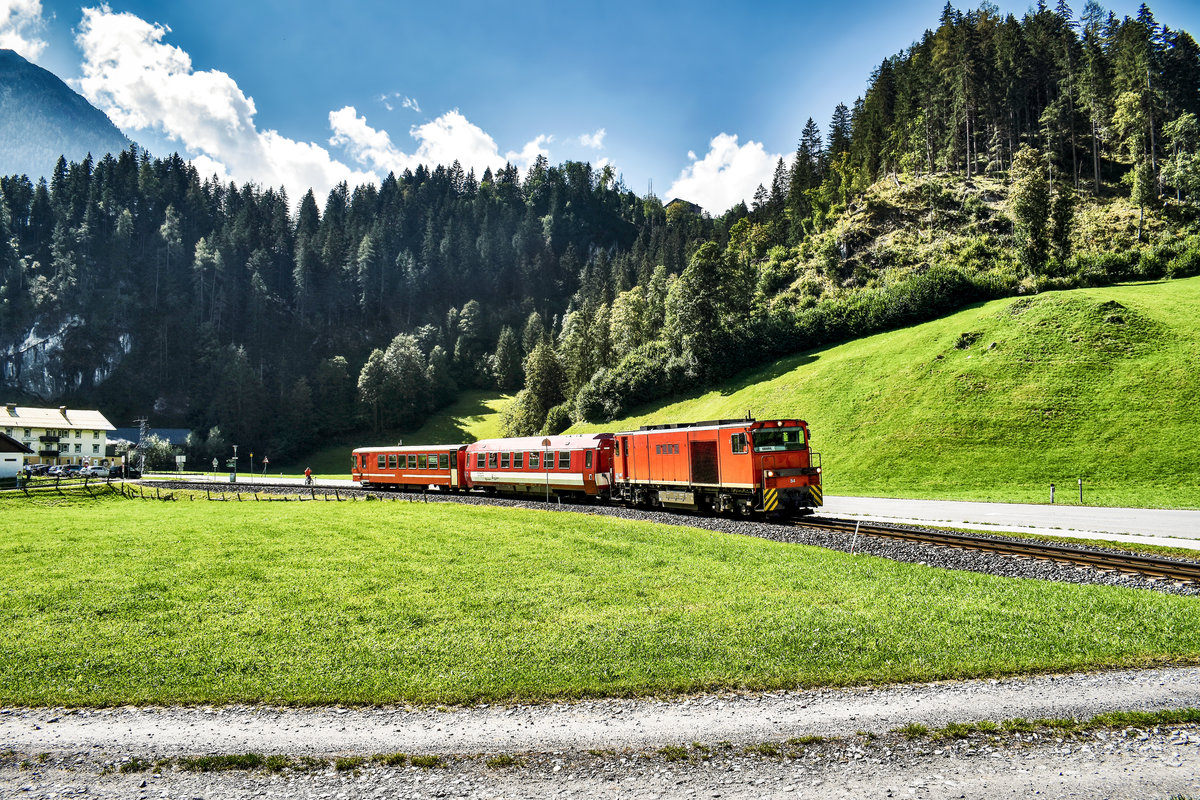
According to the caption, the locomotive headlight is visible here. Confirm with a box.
[765,470,775,477]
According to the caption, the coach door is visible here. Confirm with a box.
[617,436,629,481]
[449,450,459,489]
[583,449,596,494]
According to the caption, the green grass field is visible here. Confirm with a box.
[1,492,1197,706]
[573,278,1200,508]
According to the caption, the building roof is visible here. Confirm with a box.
[1,404,116,431]
[0,431,34,453]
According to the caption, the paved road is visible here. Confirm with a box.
[823,495,1200,549]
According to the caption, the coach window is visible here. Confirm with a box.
[529,452,540,469]
[488,452,498,469]
[476,453,485,468]
[501,452,510,468]
[513,452,523,468]
[732,433,747,454]
[440,453,449,469]
[585,451,593,469]
[558,450,571,469]
[377,454,386,469]
[614,440,620,456]
[655,445,661,454]
[388,454,398,469]
[418,454,427,469]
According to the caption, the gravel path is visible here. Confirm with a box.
[3,668,1199,799]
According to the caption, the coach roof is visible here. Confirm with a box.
[469,433,613,452]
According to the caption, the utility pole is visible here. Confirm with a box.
[134,417,148,476]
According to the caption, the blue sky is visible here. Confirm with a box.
[5,0,1200,212]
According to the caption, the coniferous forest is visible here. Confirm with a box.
[2,1,1200,462]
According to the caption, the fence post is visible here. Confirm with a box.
[850,521,861,555]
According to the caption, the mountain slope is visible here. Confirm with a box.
[0,49,131,179]
[572,277,1200,509]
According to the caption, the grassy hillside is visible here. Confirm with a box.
[573,277,1200,508]
[3,492,1197,705]
[282,391,511,477]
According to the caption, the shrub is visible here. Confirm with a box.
[1167,247,1200,278]
[540,403,572,436]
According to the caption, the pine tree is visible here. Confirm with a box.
[1010,145,1052,273]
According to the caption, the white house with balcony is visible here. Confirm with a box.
[2,403,117,466]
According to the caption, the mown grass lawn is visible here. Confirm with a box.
[572,277,1200,508]
[1,492,1197,706]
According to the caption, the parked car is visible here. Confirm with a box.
[29,464,50,475]
[108,465,138,479]
[81,465,110,478]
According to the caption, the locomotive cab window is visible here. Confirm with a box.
[529,452,540,469]
[440,453,450,469]
[731,433,747,454]
[752,427,806,452]
[557,450,570,469]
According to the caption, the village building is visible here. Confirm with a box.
[0,430,34,481]
[2,404,116,467]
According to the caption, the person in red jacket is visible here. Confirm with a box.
[304,466,312,485]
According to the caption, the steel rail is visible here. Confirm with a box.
[797,516,1200,583]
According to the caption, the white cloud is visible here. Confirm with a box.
[330,105,551,175]
[665,133,787,214]
[377,92,420,113]
[72,5,556,202]
[504,133,551,169]
[0,0,48,61]
[579,128,606,149]
[74,5,374,201]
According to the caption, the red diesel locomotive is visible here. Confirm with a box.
[350,417,821,517]
[613,418,821,515]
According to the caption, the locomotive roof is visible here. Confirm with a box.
[468,433,613,452]
[619,418,807,435]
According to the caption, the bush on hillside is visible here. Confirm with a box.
[541,403,573,436]
[1168,246,1200,278]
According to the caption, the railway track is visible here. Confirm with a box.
[798,516,1200,584]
